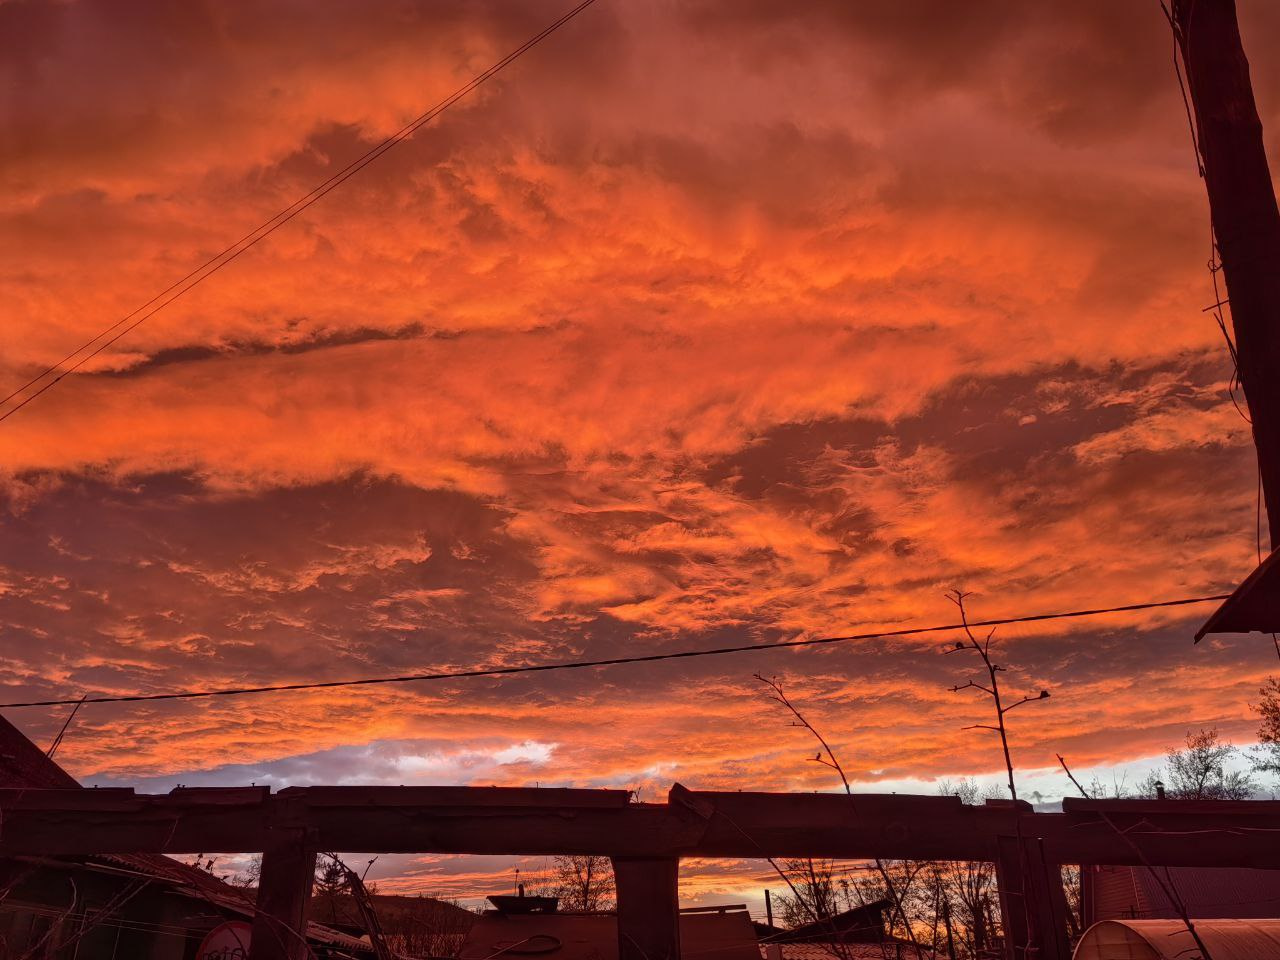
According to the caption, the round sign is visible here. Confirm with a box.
[197,921,253,960]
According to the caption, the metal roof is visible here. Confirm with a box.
[1195,547,1280,640]
[1086,864,1280,922]
[0,713,369,954]
[461,910,761,960]
[1074,919,1280,959]
[0,713,79,789]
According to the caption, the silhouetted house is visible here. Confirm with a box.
[1082,865,1280,923]
[460,894,760,960]
[754,900,934,960]
[762,899,891,943]
[0,714,373,960]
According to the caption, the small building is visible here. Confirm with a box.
[761,900,892,943]
[0,714,373,960]
[755,899,934,958]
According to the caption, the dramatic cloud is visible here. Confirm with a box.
[3,0,1278,902]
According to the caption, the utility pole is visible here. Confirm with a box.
[1172,0,1280,547]
[765,888,773,928]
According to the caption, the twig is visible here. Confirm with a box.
[754,674,922,953]
[1097,812,1214,960]
[46,695,87,760]
[1056,754,1213,960]
[1056,755,1089,800]
[946,591,1051,959]
[946,591,1050,805]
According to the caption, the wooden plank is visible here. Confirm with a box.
[1063,796,1280,816]
[673,786,966,815]
[166,786,271,807]
[299,802,706,856]
[613,857,680,960]
[281,785,631,808]
[680,787,1005,861]
[249,831,316,960]
[0,787,138,810]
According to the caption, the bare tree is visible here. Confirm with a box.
[1139,729,1255,800]
[1255,676,1280,781]
[314,858,348,924]
[376,896,475,958]
[935,780,1001,959]
[230,854,262,889]
[772,858,843,928]
[552,856,615,912]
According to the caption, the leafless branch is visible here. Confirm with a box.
[753,674,923,954]
[1056,755,1089,799]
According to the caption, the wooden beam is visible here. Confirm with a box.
[612,857,680,960]
[5,787,1280,868]
[250,829,316,960]
[1173,0,1280,547]
[279,785,631,807]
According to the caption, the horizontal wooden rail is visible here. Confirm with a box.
[1,784,1277,867]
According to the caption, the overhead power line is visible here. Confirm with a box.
[0,0,602,425]
[0,593,1229,709]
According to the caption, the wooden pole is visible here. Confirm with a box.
[994,835,1070,960]
[611,857,680,960]
[1173,0,1280,547]
[250,831,316,960]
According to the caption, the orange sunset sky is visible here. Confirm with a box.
[2,0,1279,909]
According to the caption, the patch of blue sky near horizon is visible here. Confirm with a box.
[81,732,1275,805]
[82,737,565,791]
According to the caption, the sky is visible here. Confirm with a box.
[2,0,1280,911]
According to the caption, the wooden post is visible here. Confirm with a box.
[611,856,680,960]
[250,832,316,960]
[994,836,1070,960]
[1173,0,1280,547]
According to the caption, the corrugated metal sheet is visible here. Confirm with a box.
[1087,865,1280,922]
[1074,919,1280,959]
